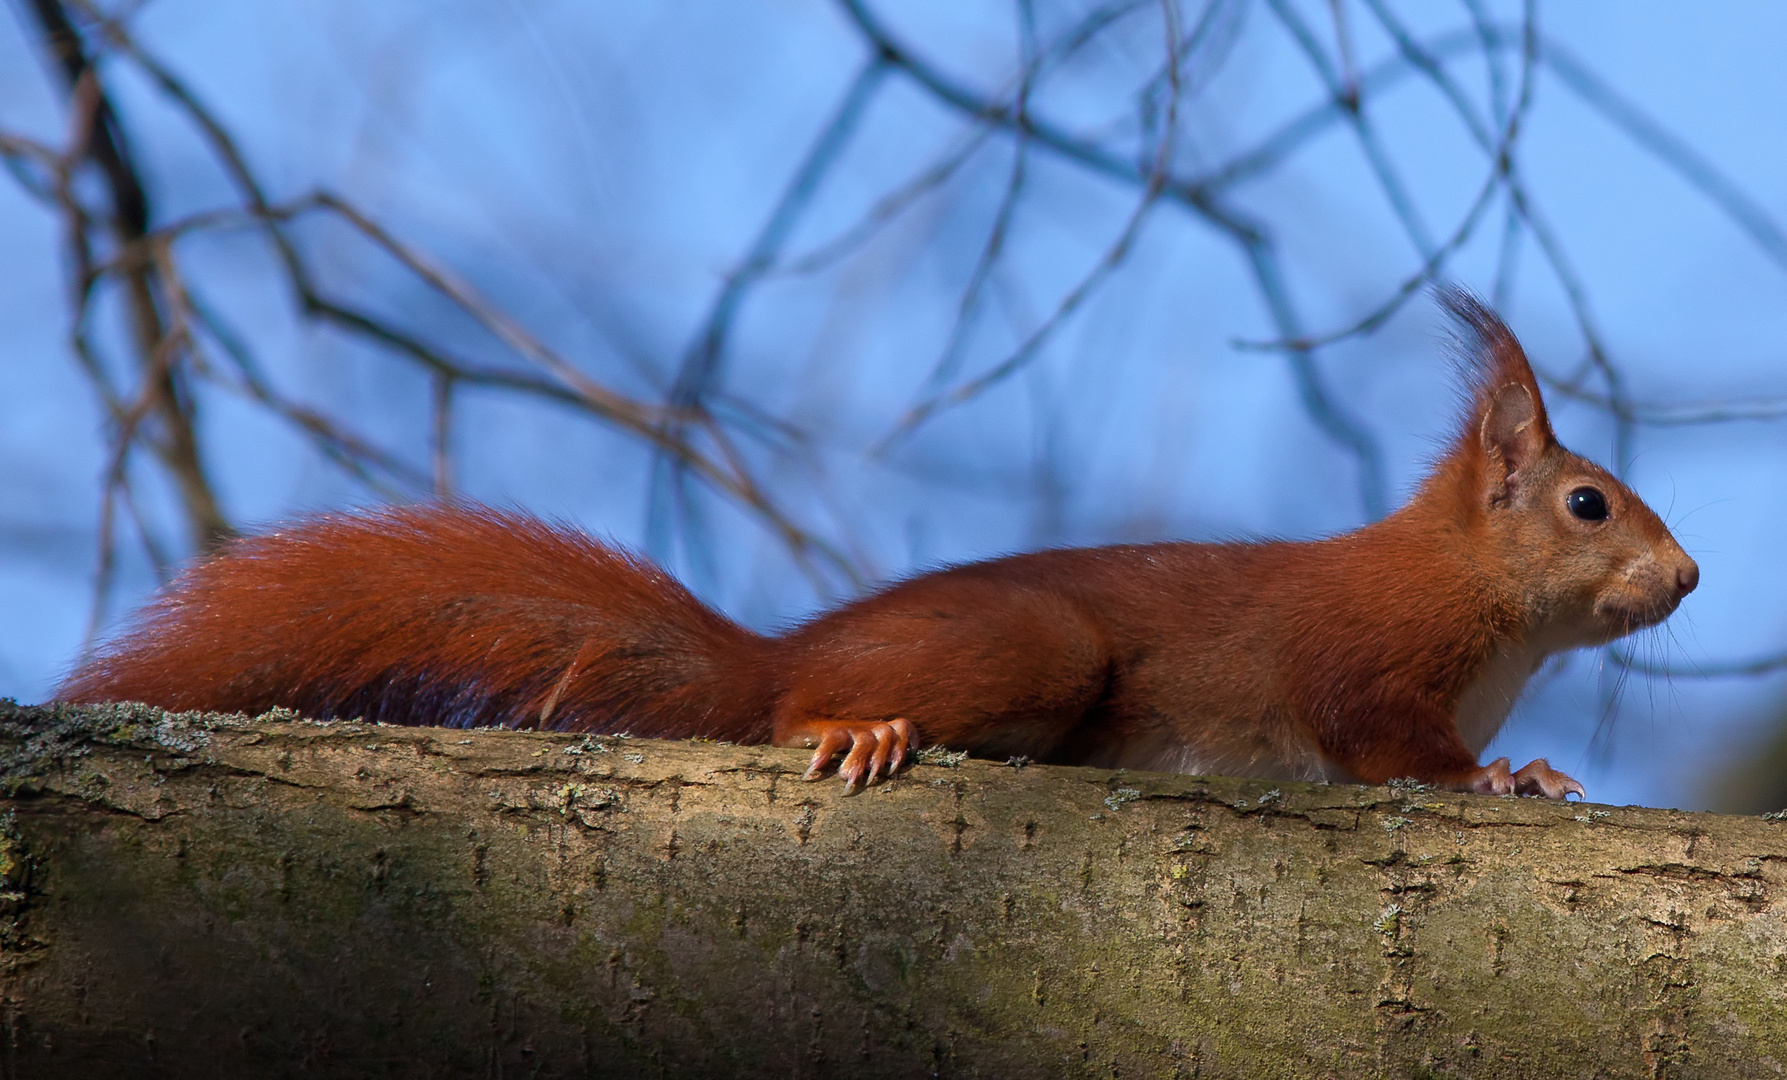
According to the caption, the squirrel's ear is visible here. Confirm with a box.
[1438,286,1555,507]
[1478,380,1547,506]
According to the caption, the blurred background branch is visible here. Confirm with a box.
[4,0,1786,810]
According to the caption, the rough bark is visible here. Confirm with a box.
[0,702,1782,1078]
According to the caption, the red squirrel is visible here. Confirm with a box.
[59,291,1696,800]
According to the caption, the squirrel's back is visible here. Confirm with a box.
[59,505,778,740]
[55,292,1700,799]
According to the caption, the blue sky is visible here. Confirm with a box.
[4,0,1786,809]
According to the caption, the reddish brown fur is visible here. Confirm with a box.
[60,291,1698,798]
[59,510,781,742]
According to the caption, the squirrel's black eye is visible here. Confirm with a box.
[1567,486,1608,522]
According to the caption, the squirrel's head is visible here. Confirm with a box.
[1434,288,1697,649]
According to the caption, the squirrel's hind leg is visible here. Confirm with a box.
[773,583,1111,792]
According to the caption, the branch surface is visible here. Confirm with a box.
[1,703,1783,1077]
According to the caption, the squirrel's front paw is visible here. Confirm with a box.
[1511,758,1585,800]
[1455,756,1585,800]
[1462,756,1515,796]
[791,719,917,794]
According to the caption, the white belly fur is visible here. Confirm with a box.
[1454,638,1553,755]
[1097,737,1344,784]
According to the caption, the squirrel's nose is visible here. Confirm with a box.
[1675,557,1699,598]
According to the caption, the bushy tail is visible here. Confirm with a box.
[58,505,780,740]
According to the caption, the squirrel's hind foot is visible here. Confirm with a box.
[787,718,918,794]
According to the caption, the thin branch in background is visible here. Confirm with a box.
[120,187,866,581]
[115,465,170,582]
[774,127,998,277]
[841,0,1389,514]
[1504,173,1637,465]
[882,168,1167,446]
[28,0,233,554]
[836,0,1393,514]
[777,0,1160,281]
[288,192,863,586]
[1491,197,1522,309]
[0,131,61,201]
[648,55,891,571]
[60,0,861,591]
[1129,0,1244,129]
[303,194,669,432]
[1233,11,1539,354]
[157,251,427,500]
[1326,0,1360,106]
[23,64,188,647]
[9,0,1787,691]
[1459,0,1510,127]
[880,0,1187,450]
[81,315,180,650]
[922,9,1037,391]
[1358,0,1636,471]
[432,373,454,501]
[1271,0,1435,260]
[1542,382,1787,427]
[1227,160,1503,353]
[1543,43,1787,275]
[81,455,122,657]
[81,452,172,656]
[1465,6,1523,317]
[664,55,892,409]
[1185,26,1501,197]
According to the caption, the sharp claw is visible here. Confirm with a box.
[1510,758,1587,801]
[889,718,916,774]
[866,723,895,783]
[837,729,875,794]
[802,729,851,781]
[1468,756,1514,796]
[790,720,923,790]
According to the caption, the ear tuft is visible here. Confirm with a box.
[1436,286,1555,505]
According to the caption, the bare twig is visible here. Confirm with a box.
[47,0,862,590]
[1270,0,1435,259]
[28,0,232,553]
[883,0,1187,446]
[431,373,454,501]
[1543,384,1787,427]
[1233,9,1540,353]
[838,0,1390,514]
[1356,0,1636,471]
[1543,42,1787,274]
[923,6,1037,391]
[155,247,428,499]
[778,0,1155,278]
[649,55,891,569]
[12,0,1787,693]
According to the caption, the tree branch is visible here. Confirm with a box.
[2,701,1783,1075]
